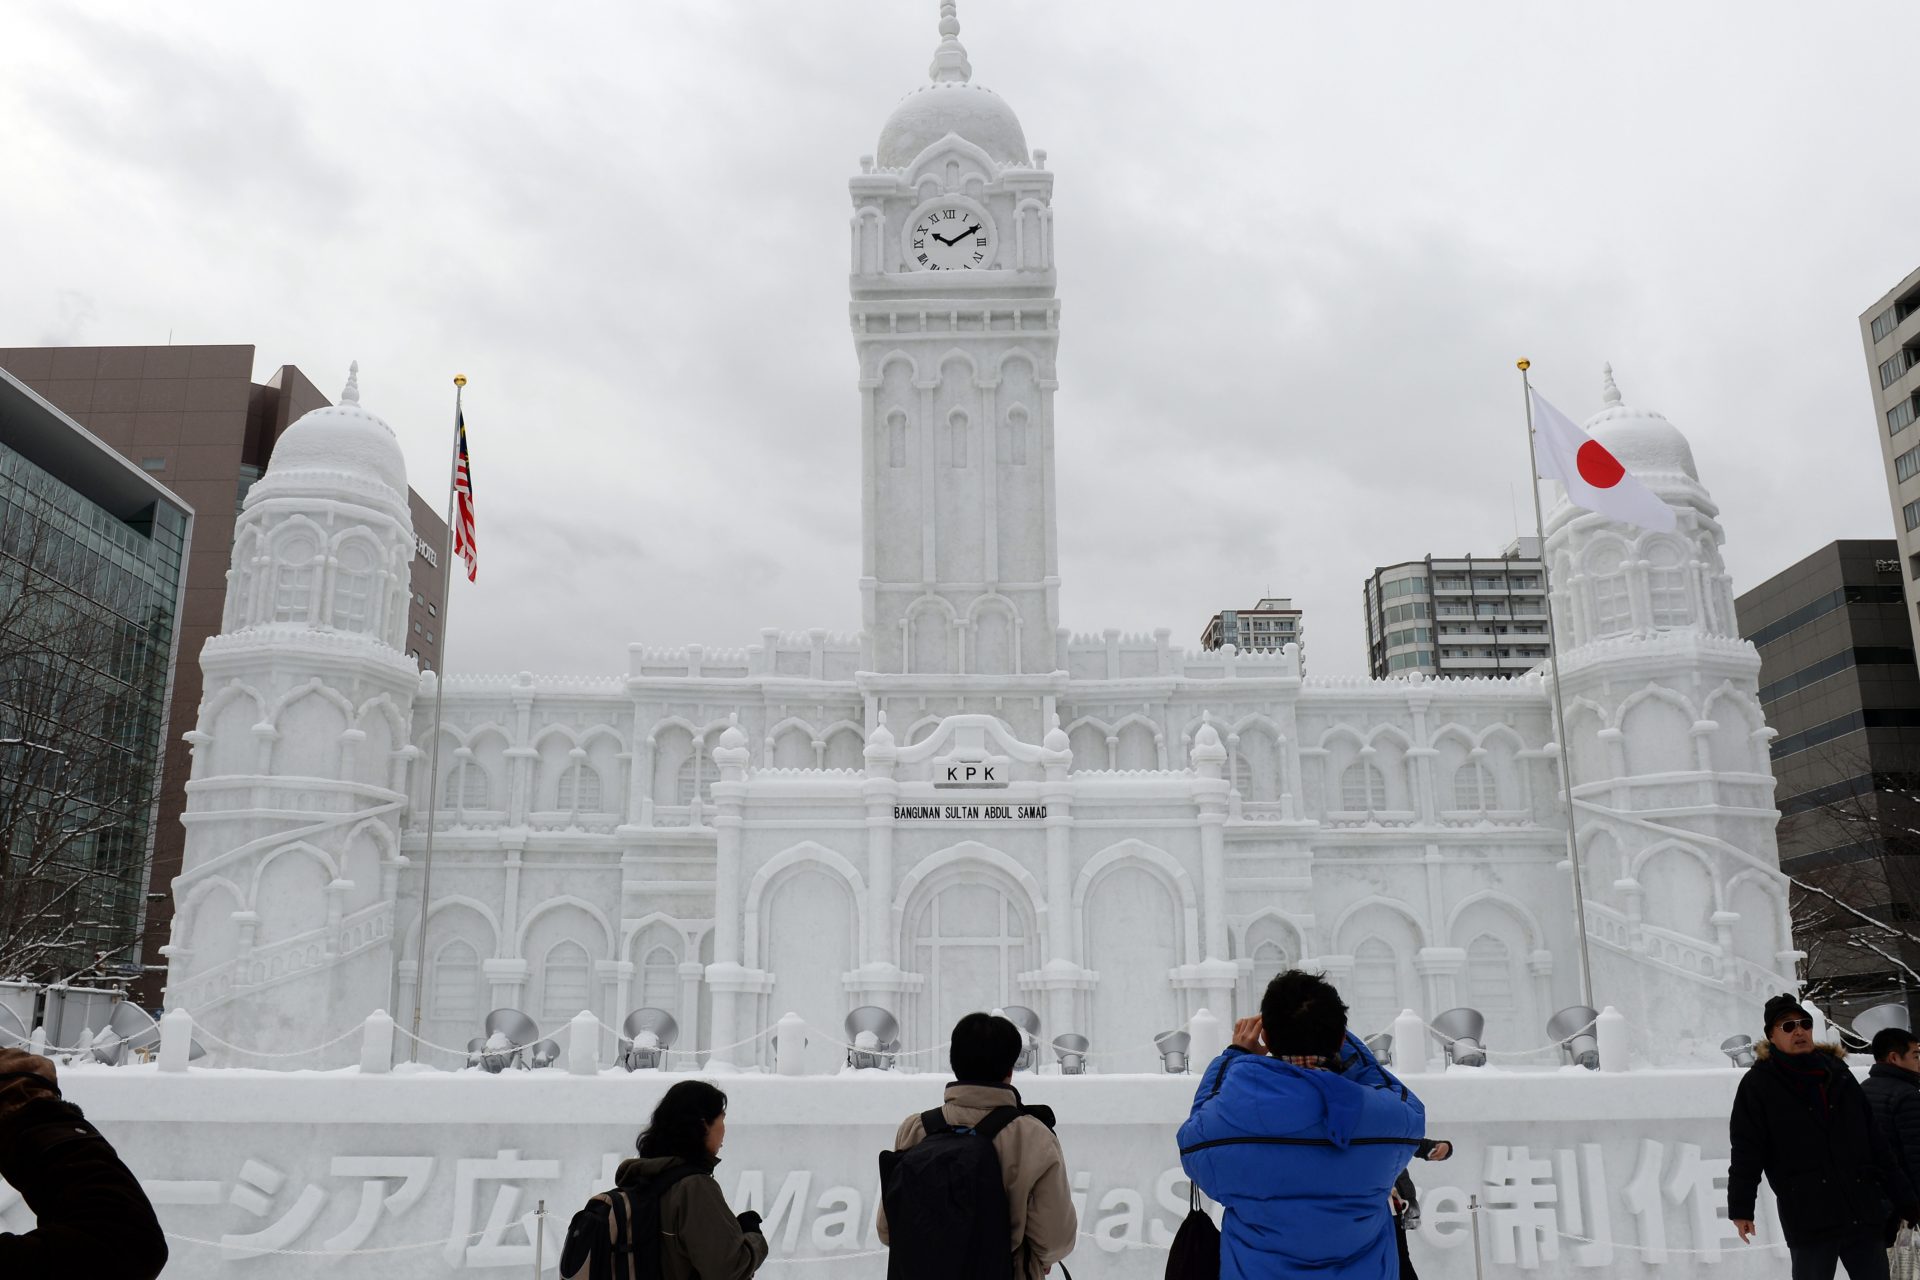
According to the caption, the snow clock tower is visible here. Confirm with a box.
[850,1,1062,686]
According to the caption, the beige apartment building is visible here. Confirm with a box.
[1863,266,1920,650]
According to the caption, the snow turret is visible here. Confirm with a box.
[876,2,1029,168]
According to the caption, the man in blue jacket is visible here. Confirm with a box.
[1180,970,1426,1279]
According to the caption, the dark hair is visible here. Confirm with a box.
[949,1012,1022,1083]
[637,1080,728,1160]
[1872,1027,1918,1062]
[1260,969,1348,1058]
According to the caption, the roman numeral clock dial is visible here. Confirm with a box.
[904,197,996,272]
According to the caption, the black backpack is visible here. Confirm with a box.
[880,1104,1058,1280]
[1163,1181,1220,1280]
[559,1162,704,1280]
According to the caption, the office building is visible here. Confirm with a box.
[1863,268,1920,650]
[1738,540,1920,1019]
[1363,539,1550,678]
[0,367,192,984]
[1200,597,1303,661]
[0,345,448,1000]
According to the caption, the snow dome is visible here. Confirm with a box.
[265,361,409,499]
[876,2,1029,169]
[1582,363,1699,482]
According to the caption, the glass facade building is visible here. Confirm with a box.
[0,373,189,986]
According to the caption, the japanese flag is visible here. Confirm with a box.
[1530,386,1677,533]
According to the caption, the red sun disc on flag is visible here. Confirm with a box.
[1576,440,1626,489]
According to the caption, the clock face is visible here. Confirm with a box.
[905,200,996,271]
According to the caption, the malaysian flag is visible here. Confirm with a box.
[452,404,476,582]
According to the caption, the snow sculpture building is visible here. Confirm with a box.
[163,7,1794,1070]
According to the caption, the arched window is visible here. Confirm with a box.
[1232,754,1253,797]
[271,537,318,623]
[1451,761,1491,812]
[558,763,603,812]
[949,409,969,468]
[1002,404,1029,466]
[443,761,491,810]
[1350,938,1399,1036]
[333,543,378,634]
[640,945,679,1011]
[1587,547,1633,638]
[1340,760,1385,811]
[1647,548,1691,629]
[430,940,480,1021]
[886,408,908,469]
[540,941,592,1022]
[1465,934,1517,1022]
[676,753,709,806]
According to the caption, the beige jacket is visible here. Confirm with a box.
[609,1156,767,1280]
[875,1082,1078,1280]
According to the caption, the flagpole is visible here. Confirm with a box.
[1517,359,1598,1013]
[408,373,465,1061]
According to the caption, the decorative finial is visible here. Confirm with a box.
[1601,362,1621,407]
[929,0,971,84]
[341,360,360,405]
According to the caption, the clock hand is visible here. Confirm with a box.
[932,228,963,246]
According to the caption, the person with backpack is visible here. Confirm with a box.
[561,1080,767,1280]
[1179,970,1426,1280]
[876,1011,1076,1280]
[0,1046,167,1276]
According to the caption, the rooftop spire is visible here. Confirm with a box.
[341,360,361,405]
[1601,361,1621,407]
[929,1,972,84]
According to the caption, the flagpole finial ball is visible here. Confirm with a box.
[453,374,468,387]
[1516,359,1530,371]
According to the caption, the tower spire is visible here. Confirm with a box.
[929,1,972,84]
[1601,361,1621,407]
[342,360,361,405]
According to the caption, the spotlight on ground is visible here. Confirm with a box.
[1547,1006,1601,1070]
[620,1009,679,1071]
[1720,1034,1758,1068]
[1053,1033,1089,1075]
[1155,1030,1191,1074]
[844,1006,900,1070]
[1431,1008,1487,1068]
[480,1009,539,1072]
[1001,1005,1042,1072]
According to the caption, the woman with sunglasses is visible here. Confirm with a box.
[1728,994,1917,1280]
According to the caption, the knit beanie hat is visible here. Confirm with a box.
[1764,993,1810,1034]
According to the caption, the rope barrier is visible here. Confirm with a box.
[184,1018,368,1062]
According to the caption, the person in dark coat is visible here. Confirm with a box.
[0,1046,167,1277]
[605,1081,767,1280]
[1391,1138,1453,1280]
[1180,969,1425,1280]
[1863,1026,1920,1244]
[1728,994,1916,1280]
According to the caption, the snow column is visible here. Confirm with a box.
[705,722,754,1068]
[1190,722,1238,1018]
[1040,725,1075,1044]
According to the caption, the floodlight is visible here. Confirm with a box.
[845,1006,900,1070]
[1002,1005,1042,1072]
[1720,1034,1758,1068]
[1155,1029,1191,1074]
[1547,1006,1601,1070]
[1364,1031,1393,1061]
[1851,1001,1911,1046]
[529,1038,562,1069]
[481,1009,539,1072]
[465,1036,489,1069]
[620,1008,679,1071]
[87,1003,162,1067]
[1431,1008,1487,1068]
[1053,1033,1089,1076]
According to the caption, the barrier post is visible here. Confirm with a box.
[1595,1005,1629,1073]
[360,1009,395,1074]
[1469,1192,1486,1280]
[1392,1009,1428,1073]
[158,1009,193,1073]
[776,1012,807,1076]
[567,1010,600,1076]
[1189,1007,1225,1067]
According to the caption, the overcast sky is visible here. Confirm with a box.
[5,2,1916,678]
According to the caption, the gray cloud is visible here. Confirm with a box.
[0,0,1912,679]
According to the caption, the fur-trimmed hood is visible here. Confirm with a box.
[1754,1040,1848,1062]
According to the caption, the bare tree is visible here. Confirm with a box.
[1779,740,1920,1017]
[0,463,171,985]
